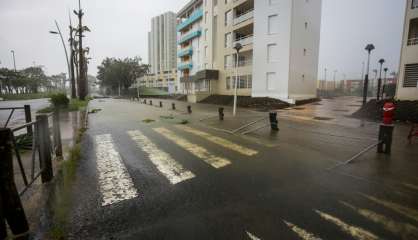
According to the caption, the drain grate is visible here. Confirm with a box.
[313,116,334,121]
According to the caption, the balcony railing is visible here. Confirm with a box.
[233,35,253,46]
[177,9,203,32]
[233,9,254,25]
[225,59,253,69]
[408,37,418,46]
[178,28,202,44]
[177,47,193,57]
[178,61,193,70]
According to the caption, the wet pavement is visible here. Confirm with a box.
[0,98,50,128]
[66,98,418,239]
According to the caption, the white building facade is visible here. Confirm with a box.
[146,12,178,92]
[176,0,322,103]
[396,0,418,100]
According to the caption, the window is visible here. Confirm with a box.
[269,0,279,5]
[225,10,232,26]
[205,12,208,24]
[205,29,208,41]
[214,0,218,6]
[225,32,232,48]
[266,72,276,91]
[305,22,308,29]
[268,15,279,35]
[205,46,208,57]
[247,75,252,88]
[412,0,418,9]
[224,55,232,69]
[226,76,231,89]
[403,63,418,88]
[267,44,277,63]
[407,18,418,46]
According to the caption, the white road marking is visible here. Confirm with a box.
[340,201,418,238]
[127,130,195,184]
[362,194,418,222]
[315,209,379,240]
[154,127,231,168]
[283,220,322,240]
[175,125,258,156]
[95,134,138,206]
[246,231,261,240]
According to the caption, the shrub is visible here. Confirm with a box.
[50,93,70,108]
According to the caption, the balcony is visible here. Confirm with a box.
[233,35,253,46]
[178,61,193,70]
[233,9,254,25]
[177,9,203,32]
[178,47,193,57]
[413,0,418,9]
[178,28,202,45]
[408,37,418,46]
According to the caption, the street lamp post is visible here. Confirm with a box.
[233,42,242,117]
[333,70,337,92]
[376,58,385,101]
[363,44,375,105]
[10,50,16,72]
[382,67,388,99]
[50,20,71,93]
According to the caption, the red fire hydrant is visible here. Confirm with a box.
[382,102,395,125]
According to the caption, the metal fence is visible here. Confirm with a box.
[1,108,62,239]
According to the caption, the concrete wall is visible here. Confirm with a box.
[288,0,322,101]
[396,0,418,100]
[252,0,292,101]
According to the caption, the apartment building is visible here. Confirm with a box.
[147,12,178,90]
[396,0,418,100]
[176,0,322,103]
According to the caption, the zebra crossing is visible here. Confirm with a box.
[93,125,418,239]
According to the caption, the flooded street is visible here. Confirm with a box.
[0,98,50,127]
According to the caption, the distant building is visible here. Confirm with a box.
[176,0,322,103]
[146,11,178,93]
[396,0,418,100]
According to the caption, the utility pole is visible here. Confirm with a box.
[69,11,77,98]
[75,0,88,100]
[377,58,385,101]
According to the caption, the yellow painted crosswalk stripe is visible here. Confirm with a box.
[246,231,261,240]
[283,221,322,240]
[175,125,258,156]
[362,194,418,222]
[154,127,231,168]
[315,209,379,240]
[127,130,195,184]
[340,201,418,238]
[95,134,138,206]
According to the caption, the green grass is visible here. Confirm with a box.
[139,87,169,96]
[0,92,60,100]
[142,118,155,123]
[37,99,89,113]
[48,127,85,240]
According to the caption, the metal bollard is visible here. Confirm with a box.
[0,128,30,238]
[37,115,54,183]
[218,107,224,120]
[187,105,192,114]
[378,124,394,154]
[159,101,163,108]
[149,100,153,106]
[269,112,279,131]
[172,103,176,110]
[144,99,147,104]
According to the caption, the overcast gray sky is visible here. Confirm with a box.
[0,0,406,81]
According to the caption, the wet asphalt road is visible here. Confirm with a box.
[67,98,418,240]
